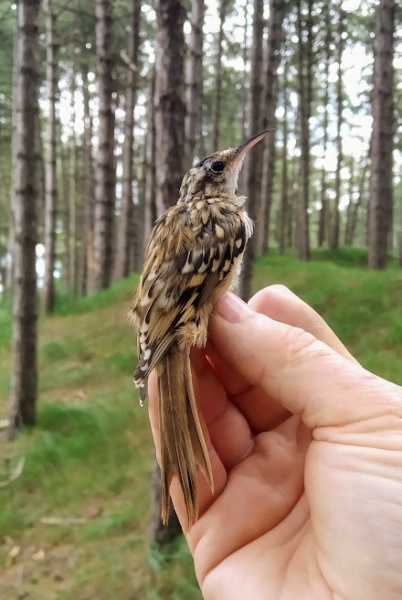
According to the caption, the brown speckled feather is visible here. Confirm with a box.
[130,129,272,527]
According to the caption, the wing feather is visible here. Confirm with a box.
[133,199,251,387]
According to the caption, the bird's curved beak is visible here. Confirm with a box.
[233,127,275,166]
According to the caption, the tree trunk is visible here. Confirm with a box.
[296,0,312,261]
[329,1,344,251]
[368,0,395,269]
[114,0,141,281]
[68,73,77,295]
[185,0,205,166]
[240,0,250,142]
[81,61,95,295]
[9,0,41,435]
[238,0,264,301]
[278,53,289,256]
[398,232,402,267]
[143,67,157,251]
[92,0,115,292]
[154,0,186,214]
[43,0,58,313]
[345,144,370,246]
[344,157,355,244]
[317,1,332,248]
[150,0,186,545]
[211,0,229,152]
[257,0,284,255]
[6,11,20,294]
[287,161,295,250]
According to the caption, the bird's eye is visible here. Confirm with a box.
[210,160,224,173]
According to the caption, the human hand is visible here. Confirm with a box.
[148,286,402,600]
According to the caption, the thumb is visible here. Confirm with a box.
[210,293,400,432]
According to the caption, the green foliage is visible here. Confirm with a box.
[54,275,138,316]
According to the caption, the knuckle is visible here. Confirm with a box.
[279,326,322,369]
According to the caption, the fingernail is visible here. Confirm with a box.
[214,293,254,323]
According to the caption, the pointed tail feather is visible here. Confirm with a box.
[157,343,214,527]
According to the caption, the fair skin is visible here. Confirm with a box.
[148,286,402,600]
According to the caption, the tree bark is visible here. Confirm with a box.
[154,0,186,214]
[185,0,205,166]
[150,0,187,545]
[81,61,95,294]
[344,157,355,244]
[6,10,20,294]
[114,0,141,281]
[329,1,344,251]
[143,67,157,250]
[240,0,249,142]
[92,0,115,291]
[238,0,264,301]
[279,53,289,256]
[43,0,58,313]
[257,0,284,255]
[9,0,41,435]
[296,0,312,261]
[68,72,77,295]
[368,0,395,269]
[211,0,229,152]
[317,1,332,248]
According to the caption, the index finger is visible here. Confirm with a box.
[210,293,401,432]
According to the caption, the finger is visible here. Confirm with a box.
[207,286,356,434]
[249,285,357,363]
[205,342,290,433]
[210,293,401,432]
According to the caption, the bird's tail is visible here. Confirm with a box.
[157,342,214,527]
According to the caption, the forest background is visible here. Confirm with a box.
[0,0,401,597]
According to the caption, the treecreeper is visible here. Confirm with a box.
[130,129,273,527]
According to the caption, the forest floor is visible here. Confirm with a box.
[0,249,401,599]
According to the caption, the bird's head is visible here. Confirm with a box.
[178,128,274,203]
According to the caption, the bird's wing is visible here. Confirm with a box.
[131,199,250,389]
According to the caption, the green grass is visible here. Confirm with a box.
[0,248,401,598]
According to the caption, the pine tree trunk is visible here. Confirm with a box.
[287,160,296,249]
[238,0,264,301]
[211,0,229,152]
[345,143,370,246]
[68,73,77,295]
[317,2,332,248]
[154,0,186,214]
[185,0,205,166]
[81,62,95,294]
[92,0,115,291]
[143,67,157,251]
[368,0,395,269]
[278,54,289,256]
[150,0,186,545]
[344,158,355,245]
[114,0,141,281]
[329,2,344,251]
[43,0,58,313]
[9,0,41,435]
[240,0,249,142]
[296,0,312,261]
[398,233,402,267]
[257,0,284,255]
[7,13,20,294]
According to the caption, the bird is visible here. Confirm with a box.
[130,128,273,528]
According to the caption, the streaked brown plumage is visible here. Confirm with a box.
[131,129,273,527]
